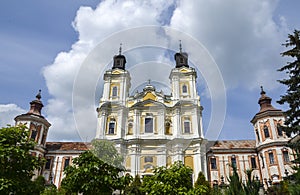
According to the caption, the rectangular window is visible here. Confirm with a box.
[145,118,153,133]
[184,121,190,133]
[45,158,52,170]
[108,122,115,134]
[64,158,70,170]
[250,157,257,169]
[283,151,290,163]
[144,156,153,163]
[210,158,217,169]
[231,157,237,168]
[112,86,118,97]
[269,152,275,165]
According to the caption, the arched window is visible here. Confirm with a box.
[277,124,283,136]
[263,125,270,138]
[112,86,118,97]
[256,130,260,142]
[30,129,37,140]
[127,122,133,135]
[182,84,187,93]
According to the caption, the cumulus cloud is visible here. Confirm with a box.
[42,0,290,141]
[170,0,288,90]
[0,104,26,127]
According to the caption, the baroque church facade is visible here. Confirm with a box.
[13,46,295,189]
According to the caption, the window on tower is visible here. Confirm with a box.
[145,117,153,133]
[112,86,118,97]
[277,124,283,136]
[182,84,187,93]
[183,118,191,133]
[108,120,116,134]
[30,130,37,140]
[269,152,275,165]
[263,125,270,138]
[255,130,260,142]
[283,151,290,163]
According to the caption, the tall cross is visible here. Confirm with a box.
[119,43,122,55]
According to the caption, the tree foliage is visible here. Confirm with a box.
[124,175,144,195]
[0,125,45,194]
[61,150,128,195]
[277,29,300,193]
[193,172,210,194]
[277,29,300,138]
[91,139,124,168]
[141,161,202,195]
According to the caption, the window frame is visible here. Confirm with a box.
[182,84,188,93]
[269,152,275,165]
[250,157,257,169]
[183,118,191,134]
[210,157,217,170]
[283,150,290,163]
[263,125,270,138]
[112,86,118,97]
[145,117,153,133]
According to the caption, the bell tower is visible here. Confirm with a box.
[96,45,131,139]
[251,87,293,186]
[169,41,199,102]
[14,90,51,158]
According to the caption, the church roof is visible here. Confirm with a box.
[208,140,256,150]
[46,142,91,151]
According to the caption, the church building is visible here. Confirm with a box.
[13,45,295,189]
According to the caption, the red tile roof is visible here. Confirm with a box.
[210,140,256,150]
[46,142,91,151]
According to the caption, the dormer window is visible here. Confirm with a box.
[263,125,270,138]
[112,86,118,97]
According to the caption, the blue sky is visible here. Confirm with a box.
[0,0,299,141]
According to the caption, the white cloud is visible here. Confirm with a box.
[42,0,291,141]
[43,0,176,141]
[170,0,288,91]
[0,104,26,127]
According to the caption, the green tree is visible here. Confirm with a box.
[141,161,196,195]
[61,150,128,195]
[242,170,260,195]
[124,175,144,195]
[0,125,45,194]
[193,172,210,194]
[91,139,124,168]
[277,29,300,139]
[277,29,300,193]
[225,166,245,195]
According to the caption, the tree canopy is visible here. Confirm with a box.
[91,139,124,168]
[141,161,206,195]
[277,29,300,138]
[61,150,128,195]
[0,125,45,194]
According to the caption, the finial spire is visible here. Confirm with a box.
[179,40,182,53]
[36,89,41,100]
[148,79,151,85]
[260,86,265,95]
[119,43,122,55]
